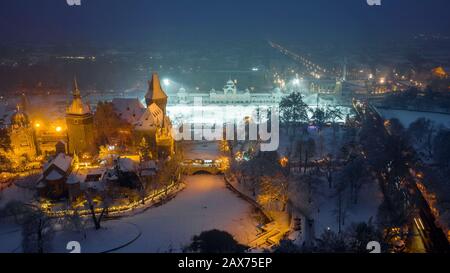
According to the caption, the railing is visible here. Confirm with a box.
[44,181,184,218]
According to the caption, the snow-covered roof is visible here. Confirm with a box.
[117,157,136,172]
[134,103,164,131]
[112,98,146,124]
[141,160,157,170]
[44,153,73,174]
[46,170,64,181]
[141,170,156,177]
[66,173,83,185]
[140,160,158,177]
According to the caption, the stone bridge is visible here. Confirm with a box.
[181,159,223,175]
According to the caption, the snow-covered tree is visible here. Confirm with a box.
[279,92,309,135]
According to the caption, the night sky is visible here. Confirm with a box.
[0,0,449,46]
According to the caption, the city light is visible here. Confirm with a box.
[55,126,62,132]
[163,78,170,86]
[293,78,300,85]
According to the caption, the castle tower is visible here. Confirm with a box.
[145,73,168,114]
[66,78,95,155]
[9,105,37,159]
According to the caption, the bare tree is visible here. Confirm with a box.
[84,190,112,230]
[1,201,54,253]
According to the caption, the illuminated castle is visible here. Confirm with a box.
[114,73,174,159]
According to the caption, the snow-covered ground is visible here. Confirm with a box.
[311,181,382,234]
[183,141,221,160]
[0,223,22,253]
[0,175,260,253]
[167,95,351,126]
[113,175,260,252]
[378,109,450,128]
[0,184,36,209]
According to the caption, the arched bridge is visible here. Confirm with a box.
[181,159,224,175]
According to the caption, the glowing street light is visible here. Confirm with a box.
[163,78,170,86]
[35,123,41,128]
[293,78,300,85]
[280,157,289,167]
[55,126,62,133]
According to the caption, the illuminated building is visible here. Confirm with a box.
[66,78,95,155]
[9,105,38,159]
[114,72,174,159]
[173,79,282,105]
[136,73,174,158]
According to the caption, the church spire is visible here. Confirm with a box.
[73,76,81,98]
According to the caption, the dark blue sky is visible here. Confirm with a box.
[1,0,449,46]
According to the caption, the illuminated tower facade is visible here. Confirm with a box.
[66,78,95,155]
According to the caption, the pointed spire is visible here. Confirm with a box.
[145,72,168,112]
[73,76,81,98]
[146,73,168,101]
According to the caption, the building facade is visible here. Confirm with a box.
[172,80,283,105]
[9,105,38,159]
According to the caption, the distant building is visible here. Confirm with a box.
[432,66,448,79]
[66,78,95,155]
[172,79,282,105]
[9,105,38,159]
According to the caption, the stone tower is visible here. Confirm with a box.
[66,78,95,155]
[145,73,168,114]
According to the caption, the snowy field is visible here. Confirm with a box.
[113,175,260,252]
[310,181,382,234]
[0,175,260,253]
[167,94,351,126]
[167,104,273,125]
[378,109,450,128]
